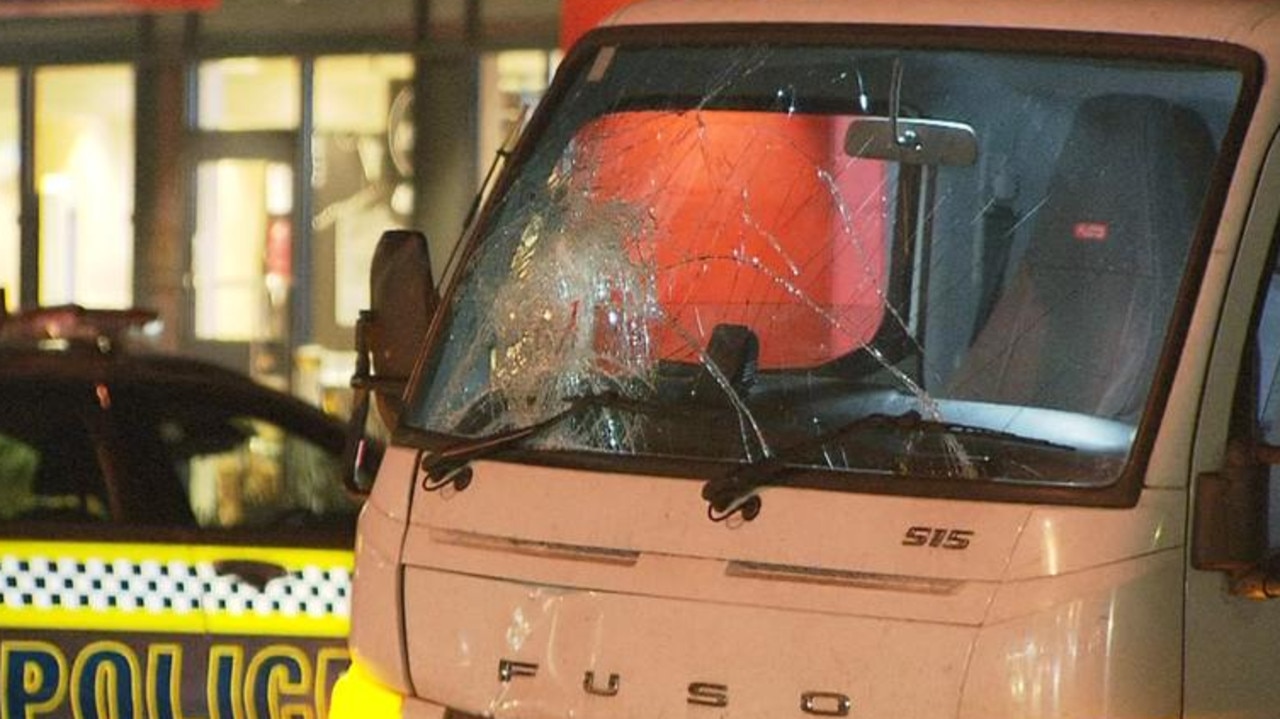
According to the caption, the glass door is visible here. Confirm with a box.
[188,131,296,390]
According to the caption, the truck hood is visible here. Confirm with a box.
[397,459,1183,718]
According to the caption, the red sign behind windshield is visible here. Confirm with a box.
[574,110,888,368]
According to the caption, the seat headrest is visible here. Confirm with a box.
[948,93,1217,419]
[1023,93,1215,279]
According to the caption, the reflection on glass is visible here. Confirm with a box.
[36,65,135,308]
[181,416,359,530]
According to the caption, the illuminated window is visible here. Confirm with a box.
[313,54,414,330]
[198,57,300,131]
[192,159,293,343]
[36,65,135,309]
[478,49,559,180]
[192,57,300,347]
[0,72,15,312]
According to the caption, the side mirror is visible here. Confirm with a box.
[1192,438,1279,598]
[844,116,978,166]
[341,229,439,493]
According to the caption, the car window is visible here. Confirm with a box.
[0,363,361,533]
[169,415,360,531]
[0,426,110,523]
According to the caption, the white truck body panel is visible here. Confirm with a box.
[606,0,1278,43]
[390,460,1187,717]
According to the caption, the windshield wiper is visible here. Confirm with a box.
[700,409,1075,522]
[420,390,653,491]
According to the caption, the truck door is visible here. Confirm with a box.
[1186,127,1280,717]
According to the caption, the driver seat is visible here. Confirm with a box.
[948,93,1216,420]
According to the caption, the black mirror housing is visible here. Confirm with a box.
[1192,438,1267,572]
[341,229,439,493]
[367,229,438,428]
[1191,438,1279,598]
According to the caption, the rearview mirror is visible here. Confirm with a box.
[844,116,978,166]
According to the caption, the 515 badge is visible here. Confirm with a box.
[902,526,974,550]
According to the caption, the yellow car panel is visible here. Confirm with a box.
[1,540,353,719]
[1,307,365,719]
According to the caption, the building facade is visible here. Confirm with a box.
[0,0,560,405]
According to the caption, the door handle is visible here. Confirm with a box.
[212,559,288,592]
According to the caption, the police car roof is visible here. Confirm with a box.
[0,305,344,453]
[0,304,158,355]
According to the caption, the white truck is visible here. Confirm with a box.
[330,0,1280,716]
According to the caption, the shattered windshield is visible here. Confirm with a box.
[408,37,1243,491]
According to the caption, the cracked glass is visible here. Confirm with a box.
[407,40,1243,490]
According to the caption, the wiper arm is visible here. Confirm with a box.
[421,390,651,491]
[701,410,1074,522]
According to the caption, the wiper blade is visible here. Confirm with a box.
[421,390,651,490]
[701,410,1074,521]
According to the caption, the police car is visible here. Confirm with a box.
[0,302,362,719]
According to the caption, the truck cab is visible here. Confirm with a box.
[332,0,1280,716]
